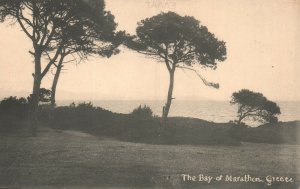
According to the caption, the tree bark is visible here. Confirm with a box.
[29,50,42,136]
[50,57,64,109]
[50,66,61,108]
[162,68,175,126]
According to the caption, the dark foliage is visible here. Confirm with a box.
[230,121,300,144]
[40,102,116,131]
[39,88,51,103]
[131,105,153,120]
[133,12,227,68]
[0,96,29,119]
[27,88,51,104]
[0,96,29,133]
[231,89,281,125]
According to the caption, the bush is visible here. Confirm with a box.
[76,102,94,110]
[40,102,115,131]
[0,96,29,133]
[131,105,153,120]
[0,96,29,119]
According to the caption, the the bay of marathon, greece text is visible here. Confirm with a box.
[181,174,294,186]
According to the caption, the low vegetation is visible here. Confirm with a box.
[230,121,300,144]
[1,98,299,145]
[131,105,154,120]
[37,102,239,145]
[0,96,29,133]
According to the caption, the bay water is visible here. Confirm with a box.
[58,100,300,125]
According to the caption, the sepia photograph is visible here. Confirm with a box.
[0,0,299,188]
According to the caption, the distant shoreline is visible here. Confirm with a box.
[54,100,300,126]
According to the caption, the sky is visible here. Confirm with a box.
[0,0,299,102]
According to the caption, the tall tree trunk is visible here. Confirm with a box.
[50,58,63,109]
[162,69,175,125]
[29,50,42,136]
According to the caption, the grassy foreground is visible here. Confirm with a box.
[0,127,299,189]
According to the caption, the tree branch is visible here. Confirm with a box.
[40,44,64,78]
[176,65,219,89]
[39,15,50,46]
[16,9,33,40]
[41,23,56,51]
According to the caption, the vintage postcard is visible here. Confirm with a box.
[0,0,299,188]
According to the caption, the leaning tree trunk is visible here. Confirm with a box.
[50,66,61,108]
[50,59,63,109]
[162,69,175,126]
[237,117,243,125]
[237,113,247,125]
[29,51,42,136]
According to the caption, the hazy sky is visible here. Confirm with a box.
[0,0,299,101]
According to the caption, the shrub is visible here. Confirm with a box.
[76,102,94,110]
[0,96,29,133]
[131,105,153,120]
[27,88,52,105]
[0,96,29,119]
[41,102,115,131]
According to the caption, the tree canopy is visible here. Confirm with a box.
[128,11,226,69]
[0,0,118,89]
[231,89,281,125]
[126,12,227,123]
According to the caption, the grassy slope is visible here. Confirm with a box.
[0,127,299,189]
[37,105,300,145]
[40,106,240,145]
